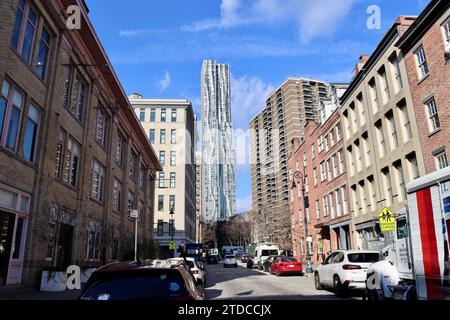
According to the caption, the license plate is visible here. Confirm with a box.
[289,265,294,268]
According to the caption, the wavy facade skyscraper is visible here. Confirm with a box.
[201,60,236,222]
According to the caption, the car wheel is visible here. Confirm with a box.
[333,275,344,297]
[315,272,323,290]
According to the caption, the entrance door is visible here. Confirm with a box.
[56,224,73,268]
[0,213,15,285]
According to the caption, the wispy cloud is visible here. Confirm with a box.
[236,195,252,213]
[119,28,173,37]
[157,71,171,93]
[181,0,359,42]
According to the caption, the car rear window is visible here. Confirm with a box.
[226,255,235,259]
[281,257,297,262]
[261,250,279,256]
[186,261,195,268]
[80,271,189,300]
[347,253,379,263]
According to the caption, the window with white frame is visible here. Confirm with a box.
[112,179,122,213]
[22,104,40,162]
[378,66,390,104]
[316,199,321,219]
[170,172,176,188]
[0,81,24,152]
[115,133,125,166]
[341,187,348,215]
[159,151,165,166]
[303,153,307,167]
[91,160,105,202]
[311,143,315,159]
[435,151,448,170]
[333,154,338,178]
[323,196,329,216]
[96,108,108,149]
[55,132,80,187]
[170,151,176,166]
[129,151,137,182]
[336,190,342,217]
[318,135,323,152]
[338,149,345,174]
[415,46,429,79]
[389,53,403,93]
[425,98,440,133]
[159,172,165,188]
[86,220,102,261]
[398,102,412,142]
[320,161,326,181]
[329,193,335,218]
[171,129,176,144]
[386,111,399,150]
[442,17,450,50]
[368,78,379,114]
[313,168,318,187]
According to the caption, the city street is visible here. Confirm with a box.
[204,261,359,300]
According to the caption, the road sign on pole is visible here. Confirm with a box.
[378,207,396,232]
[169,241,176,250]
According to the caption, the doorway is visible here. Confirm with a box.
[56,223,73,268]
[0,213,15,285]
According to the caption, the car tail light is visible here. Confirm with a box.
[192,270,199,274]
[343,264,362,270]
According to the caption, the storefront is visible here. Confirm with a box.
[0,185,30,285]
[329,220,352,251]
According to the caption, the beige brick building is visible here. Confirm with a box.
[129,97,197,258]
[341,17,427,251]
[0,0,160,287]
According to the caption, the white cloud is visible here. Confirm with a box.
[236,195,252,213]
[119,29,173,37]
[157,71,171,93]
[181,0,358,42]
[231,75,274,129]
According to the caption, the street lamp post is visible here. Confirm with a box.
[169,208,175,257]
[291,170,313,273]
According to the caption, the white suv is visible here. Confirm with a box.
[314,250,379,296]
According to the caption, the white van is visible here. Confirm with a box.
[253,244,279,269]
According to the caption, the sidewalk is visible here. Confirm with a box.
[0,286,81,300]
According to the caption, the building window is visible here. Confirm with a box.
[394,161,406,202]
[318,135,323,152]
[161,109,166,122]
[158,195,164,212]
[70,76,87,122]
[415,46,429,79]
[63,66,73,108]
[338,149,345,174]
[159,172,165,188]
[169,195,175,211]
[406,152,420,180]
[356,94,366,126]
[378,66,390,104]
[368,78,379,114]
[382,168,394,206]
[129,151,137,182]
[149,129,155,144]
[333,154,338,178]
[368,176,376,210]
[115,133,125,166]
[91,160,105,202]
[442,18,450,50]
[341,187,348,215]
[0,81,24,152]
[389,53,403,93]
[171,129,176,144]
[336,190,342,217]
[11,0,38,64]
[35,27,50,79]
[436,151,448,170]
[170,151,176,166]
[362,133,371,167]
[398,102,412,142]
[139,108,145,122]
[128,191,136,212]
[157,220,164,236]
[171,109,177,122]
[336,123,342,141]
[86,221,102,261]
[425,98,440,133]
[160,129,166,144]
[95,108,108,149]
[386,111,399,150]
[112,179,122,213]
[311,143,315,160]
[326,159,332,181]
[323,196,329,216]
[170,172,176,188]
[320,161,326,181]
[316,199,321,219]
[150,109,156,122]
[330,193,335,218]
[313,168,318,187]
[56,132,80,187]
[303,153,307,167]
[159,151,165,166]
[375,121,386,157]
[22,104,40,162]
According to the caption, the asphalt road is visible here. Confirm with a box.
[204,261,359,300]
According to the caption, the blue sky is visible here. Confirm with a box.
[86,0,427,213]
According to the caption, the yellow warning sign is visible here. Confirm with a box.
[378,207,396,232]
[169,241,176,250]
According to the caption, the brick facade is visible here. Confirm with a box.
[397,0,450,174]
[0,0,160,287]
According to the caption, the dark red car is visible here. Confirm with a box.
[79,259,204,300]
[270,257,303,276]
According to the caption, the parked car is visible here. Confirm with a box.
[314,250,380,296]
[168,257,207,287]
[246,256,254,269]
[253,243,279,270]
[207,255,219,264]
[240,254,249,263]
[79,260,204,300]
[270,257,302,276]
[262,255,280,272]
[224,255,238,268]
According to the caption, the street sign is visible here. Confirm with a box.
[129,209,138,218]
[169,241,176,250]
[378,207,395,232]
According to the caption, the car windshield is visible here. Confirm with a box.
[347,253,379,263]
[186,261,195,268]
[261,250,278,256]
[80,272,189,300]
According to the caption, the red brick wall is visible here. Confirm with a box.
[402,16,450,174]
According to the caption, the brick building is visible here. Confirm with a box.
[341,17,427,251]
[396,0,450,174]
[0,0,160,287]
[289,107,352,265]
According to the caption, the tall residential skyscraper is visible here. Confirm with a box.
[201,60,236,222]
[249,77,344,245]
